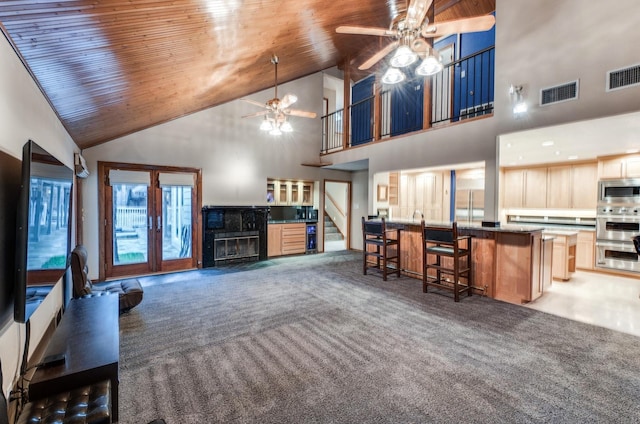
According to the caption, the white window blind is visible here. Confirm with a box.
[158,172,195,187]
[108,170,151,186]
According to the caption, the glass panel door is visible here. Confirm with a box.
[113,183,149,265]
[161,185,192,261]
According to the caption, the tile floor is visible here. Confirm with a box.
[525,270,640,338]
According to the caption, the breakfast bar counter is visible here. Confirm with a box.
[378,219,546,304]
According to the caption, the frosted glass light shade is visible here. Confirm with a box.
[389,45,418,68]
[381,67,405,85]
[416,55,443,76]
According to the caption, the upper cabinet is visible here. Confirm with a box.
[503,162,597,210]
[599,155,640,179]
[267,179,314,206]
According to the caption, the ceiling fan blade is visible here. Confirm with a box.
[422,15,496,38]
[406,0,433,30]
[358,41,399,70]
[287,109,317,119]
[336,26,397,37]
[280,93,298,109]
[241,98,266,108]
[241,110,270,119]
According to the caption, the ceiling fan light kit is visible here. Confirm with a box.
[336,0,495,85]
[242,55,317,135]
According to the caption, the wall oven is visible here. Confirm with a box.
[598,179,640,204]
[595,241,640,272]
[595,186,640,271]
[595,210,640,241]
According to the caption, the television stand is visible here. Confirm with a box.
[28,295,120,421]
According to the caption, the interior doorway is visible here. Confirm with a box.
[98,162,201,280]
[323,180,350,252]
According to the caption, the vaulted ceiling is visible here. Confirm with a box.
[0,0,494,149]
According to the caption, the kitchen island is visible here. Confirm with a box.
[378,220,546,305]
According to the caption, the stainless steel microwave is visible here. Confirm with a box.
[598,179,640,204]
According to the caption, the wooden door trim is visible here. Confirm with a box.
[98,161,202,281]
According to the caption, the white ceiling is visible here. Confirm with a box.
[499,110,640,167]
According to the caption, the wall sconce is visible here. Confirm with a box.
[510,84,527,115]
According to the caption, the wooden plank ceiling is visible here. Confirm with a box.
[0,0,494,149]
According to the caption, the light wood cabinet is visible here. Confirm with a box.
[523,168,548,208]
[576,230,595,270]
[570,163,598,209]
[547,165,571,209]
[503,162,597,210]
[546,231,577,281]
[388,172,399,206]
[268,223,306,257]
[494,231,542,304]
[268,224,283,257]
[268,179,314,206]
[503,168,524,208]
[599,156,640,179]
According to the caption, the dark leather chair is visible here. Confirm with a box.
[421,221,472,302]
[362,217,400,281]
[70,244,143,313]
[633,235,640,254]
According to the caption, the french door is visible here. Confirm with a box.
[99,162,201,279]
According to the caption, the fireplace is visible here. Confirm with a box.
[202,206,268,267]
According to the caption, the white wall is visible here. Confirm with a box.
[0,32,78,402]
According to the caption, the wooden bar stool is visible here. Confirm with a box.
[362,217,400,281]
[421,221,472,301]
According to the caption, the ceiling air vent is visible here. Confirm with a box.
[607,64,640,91]
[540,80,579,106]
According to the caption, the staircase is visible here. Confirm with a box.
[324,214,344,242]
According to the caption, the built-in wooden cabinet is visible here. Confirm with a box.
[503,162,597,210]
[268,223,306,257]
[576,230,595,270]
[267,179,314,206]
[503,168,546,208]
[546,231,577,281]
[599,155,640,179]
[388,172,399,206]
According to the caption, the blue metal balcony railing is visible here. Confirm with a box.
[320,46,494,154]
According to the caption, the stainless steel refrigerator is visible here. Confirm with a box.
[454,177,484,223]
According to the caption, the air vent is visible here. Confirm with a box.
[540,80,579,106]
[607,64,640,91]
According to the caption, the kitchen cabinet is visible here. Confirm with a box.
[494,231,542,304]
[503,168,547,208]
[599,156,640,179]
[546,231,577,281]
[267,224,283,257]
[268,179,314,206]
[268,223,306,257]
[570,163,598,209]
[388,172,399,206]
[541,237,553,291]
[504,162,597,210]
[576,230,595,270]
[547,165,571,209]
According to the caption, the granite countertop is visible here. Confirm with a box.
[268,219,317,224]
[374,218,544,233]
[543,229,580,236]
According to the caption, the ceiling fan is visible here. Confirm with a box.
[241,55,317,135]
[336,0,495,80]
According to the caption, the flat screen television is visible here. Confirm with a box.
[14,140,73,323]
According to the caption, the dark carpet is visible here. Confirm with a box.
[118,252,640,423]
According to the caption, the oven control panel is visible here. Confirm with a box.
[598,206,640,216]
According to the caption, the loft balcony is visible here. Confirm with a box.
[321,46,495,154]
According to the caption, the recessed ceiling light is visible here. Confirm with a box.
[568,155,578,160]
[518,156,523,160]
[555,151,561,155]
[506,143,512,148]
[626,149,639,154]
[542,141,554,147]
